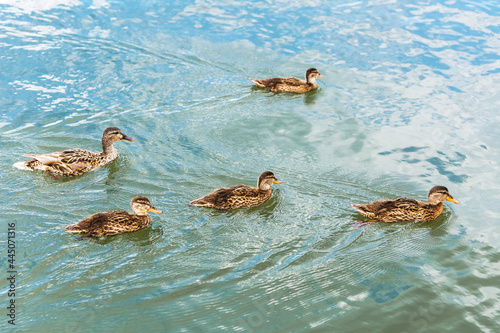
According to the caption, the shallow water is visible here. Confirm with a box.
[1,0,499,332]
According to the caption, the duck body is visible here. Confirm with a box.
[189,184,273,210]
[250,68,323,93]
[189,171,281,210]
[250,77,317,93]
[351,186,459,223]
[21,148,118,176]
[65,211,152,236]
[65,196,162,237]
[351,198,445,222]
[13,127,134,177]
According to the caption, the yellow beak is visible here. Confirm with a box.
[274,179,282,184]
[148,206,163,213]
[447,197,460,204]
[318,74,324,78]
[122,135,134,142]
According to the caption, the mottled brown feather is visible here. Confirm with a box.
[351,198,444,222]
[189,171,280,210]
[251,77,316,93]
[65,211,152,236]
[351,186,458,223]
[15,127,133,177]
[250,68,323,93]
[65,196,161,237]
[190,185,272,210]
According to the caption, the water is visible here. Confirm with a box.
[1,0,499,332]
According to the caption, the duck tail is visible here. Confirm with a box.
[65,224,82,233]
[13,161,29,170]
[188,198,212,207]
[351,204,368,214]
[351,204,375,218]
[250,79,265,87]
[13,159,44,171]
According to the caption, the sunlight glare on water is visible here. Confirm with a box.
[0,0,499,332]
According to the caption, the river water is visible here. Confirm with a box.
[0,0,499,332]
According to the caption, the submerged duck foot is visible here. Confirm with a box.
[352,221,376,230]
[74,235,93,241]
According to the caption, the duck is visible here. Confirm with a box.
[65,196,162,237]
[351,186,459,225]
[189,171,282,210]
[13,127,134,177]
[250,68,323,93]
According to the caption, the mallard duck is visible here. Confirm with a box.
[351,186,459,225]
[189,171,281,210]
[13,127,134,177]
[65,196,162,237]
[250,68,323,93]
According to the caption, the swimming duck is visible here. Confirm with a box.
[13,127,134,177]
[189,171,282,210]
[65,196,162,237]
[351,186,459,224]
[250,68,323,93]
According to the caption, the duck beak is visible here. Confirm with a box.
[274,179,282,184]
[318,74,324,78]
[122,135,134,142]
[447,197,460,204]
[148,206,163,213]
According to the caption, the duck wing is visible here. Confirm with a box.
[65,211,134,236]
[379,198,420,212]
[189,185,259,208]
[24,152,61,164]
[352,198,420,216]
[229,185,260,197]
[251,77,303,88]
[26,148,96,163]
[25,148,98,174]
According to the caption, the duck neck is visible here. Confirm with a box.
[428,195,441,206]
[258,183,272,192]
[306,76,317,85]
[102,140,117,156]
[137,214,151,226]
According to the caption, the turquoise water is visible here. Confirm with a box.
[1,0,499,332]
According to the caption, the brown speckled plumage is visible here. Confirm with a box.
[14,127,134,177]
[250,68,323,93]
[351,186,459,223]
[189,171,281,210]
[65,196,162,237]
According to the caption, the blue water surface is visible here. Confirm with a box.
[1,0,499,332]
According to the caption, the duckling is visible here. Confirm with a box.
[13,127,134,177]
[351,186,459,224]
[65,196,162,237]
[189,171,281,210]
[250,68,323,93]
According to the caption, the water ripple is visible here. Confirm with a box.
[1,0,499,332]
